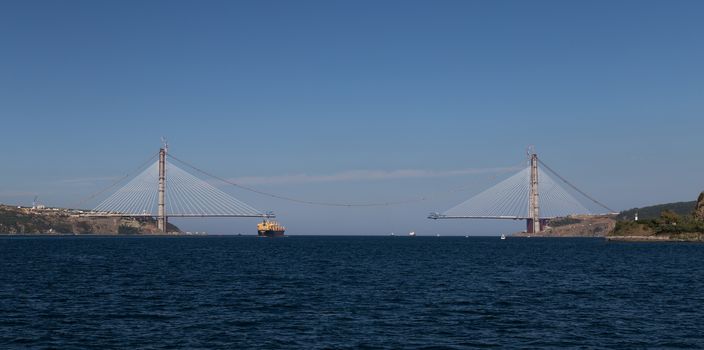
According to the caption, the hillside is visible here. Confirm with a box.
[514,214,617,237]
[0,204,180,234]
[512,197,703,238]
[616,201,696,221]
[608,193,704,242]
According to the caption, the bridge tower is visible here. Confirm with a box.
[157,146,167,232]
[527,151,541,234]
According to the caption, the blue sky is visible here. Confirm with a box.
[1,0,702,235]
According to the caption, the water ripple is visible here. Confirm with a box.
[1,236,703,348]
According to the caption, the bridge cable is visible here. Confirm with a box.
[167,154,518,208]
[537,158,615,213]
[69,151,160,209]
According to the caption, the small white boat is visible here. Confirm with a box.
[409,231,416,237]
[500,234,506,240]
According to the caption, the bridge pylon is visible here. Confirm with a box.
[157,146,167,232]
[527,151,541,234]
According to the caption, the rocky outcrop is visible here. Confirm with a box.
[694,192,704,221]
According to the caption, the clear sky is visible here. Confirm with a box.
[1,0,702,235]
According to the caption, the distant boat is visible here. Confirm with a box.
[436,233,440,237]
[409,231,416,237]
[390,232,395,236]
[500,234,506,240]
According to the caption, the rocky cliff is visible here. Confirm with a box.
[694,192,704,221]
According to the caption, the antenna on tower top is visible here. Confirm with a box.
[526,145,536,157]
[526,145,536,165]
[161,137,168,153]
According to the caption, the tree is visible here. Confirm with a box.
[660,210,680,224]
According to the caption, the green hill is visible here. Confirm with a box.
[617,201,696,221]
[609,193,704,241]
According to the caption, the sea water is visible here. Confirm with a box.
[1,236,703,348]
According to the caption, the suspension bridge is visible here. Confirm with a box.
[81,144,270,233]
[428,149,614,234]
[80,143,612,234]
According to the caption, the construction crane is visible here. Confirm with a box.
[32,195,45,210]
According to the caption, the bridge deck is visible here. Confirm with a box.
[428,214,557,220]
[79,214,271,218]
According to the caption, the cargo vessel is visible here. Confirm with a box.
[257,219,285,237]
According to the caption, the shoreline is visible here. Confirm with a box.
[606,235,704,242]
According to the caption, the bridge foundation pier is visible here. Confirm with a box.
[526,218,550,234]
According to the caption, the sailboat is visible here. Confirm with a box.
[500,234,506,240]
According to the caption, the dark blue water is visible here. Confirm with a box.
[1,236,703,349]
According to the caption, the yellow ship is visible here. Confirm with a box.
[257,219,285,237]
